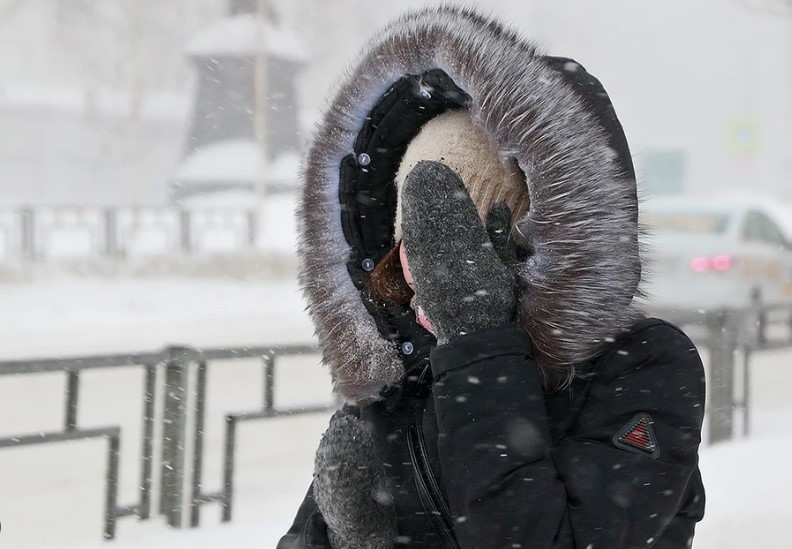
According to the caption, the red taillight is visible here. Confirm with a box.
[711,254,734,271]
[690,257,710,272]
[690,254,734,272]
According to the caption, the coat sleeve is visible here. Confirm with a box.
[276,483,333,549]
[429,321,705,549]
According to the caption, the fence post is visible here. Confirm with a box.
[139,365,157,520]
[247,210,258,247]
[19,207,36,261]
[742,346,752,437]
[104,433,121,539]
[64,370,80,431]
[159,346,194,528]
[189,360,208,528]
[104,208,120,258]
[221,415,237,523]
[179,210,192,254]
[263,351,275,411]
[707,310,738,444]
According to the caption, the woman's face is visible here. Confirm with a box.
[398,241,415,290]
[399,241,434,334]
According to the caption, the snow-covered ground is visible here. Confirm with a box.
[0,276,791,548]
[0,277,311,358]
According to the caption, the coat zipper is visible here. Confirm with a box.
[407,364,460,549]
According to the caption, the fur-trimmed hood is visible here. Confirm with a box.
[298,5,644,403]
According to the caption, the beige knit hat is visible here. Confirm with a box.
[393,109,530,242]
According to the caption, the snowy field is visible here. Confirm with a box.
[0,276,791,548]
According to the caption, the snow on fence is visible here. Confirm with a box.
[0,200,299,262]
[0,343,333,540]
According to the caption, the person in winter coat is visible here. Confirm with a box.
[279,6,705,549]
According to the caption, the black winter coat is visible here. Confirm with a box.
[278,319,705,548]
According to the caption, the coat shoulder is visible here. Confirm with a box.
[592,317,704,384]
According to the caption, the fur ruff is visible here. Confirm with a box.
[298,5,644,402]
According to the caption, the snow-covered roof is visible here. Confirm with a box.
[174,140,262,184]
[180,188,256,207]
[187,15,308,61]
[173,140,300,186]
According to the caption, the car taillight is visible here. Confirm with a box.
[690,257,710,272]
[711,254,734,271]
[690,254,734,272]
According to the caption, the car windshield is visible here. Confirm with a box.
[643,211,731,234]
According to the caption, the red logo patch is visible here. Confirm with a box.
[612,413,660,459]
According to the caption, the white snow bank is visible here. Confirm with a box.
[187,15,308,61]
[694,433,792,548]
[0,278,312,359]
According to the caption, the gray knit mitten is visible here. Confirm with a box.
[313,410,396,549]
[401,160,518,344]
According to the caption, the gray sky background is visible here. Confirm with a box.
[0,0,789,203]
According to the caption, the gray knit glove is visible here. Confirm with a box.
[313,410,396,549]
[401,160,518,344]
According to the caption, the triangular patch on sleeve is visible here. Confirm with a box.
[612,413,660,459]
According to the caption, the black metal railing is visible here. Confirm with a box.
[186,346,335,527]
[0,343,332,540]
[2,304,791,540]
[0,353,161,539]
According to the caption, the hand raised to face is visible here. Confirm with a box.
[399,161,518,344]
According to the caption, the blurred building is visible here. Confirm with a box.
[0,0,790,206]
[0,0,223,205]
[172,0,306,205]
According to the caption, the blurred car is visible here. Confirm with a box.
[640,194,792,312]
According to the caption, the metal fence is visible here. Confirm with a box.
[1,305,791,540]
[0,206,259,261]
[0,343,332,540]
